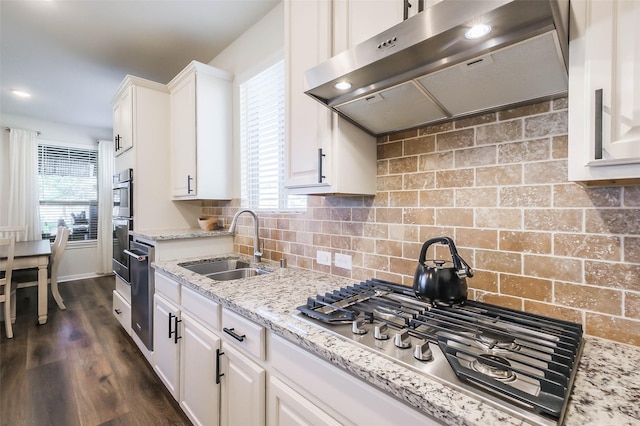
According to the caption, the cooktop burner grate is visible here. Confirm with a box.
[297,278,584,425]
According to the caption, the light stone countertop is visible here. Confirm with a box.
[153,254,640,426]
[131,228,231,241]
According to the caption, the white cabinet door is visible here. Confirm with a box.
[153,293,181,399]
[112,84,133,156]
[568,0,640,183]
[334,0,404,53]
[285,0,333,193]
[112,289,131,335]
[219,342,266,426]
[170,71,198,197]
[180,312,221,426]
[169,61,233,200]
[284,0,378,196]
[267,376,341,426]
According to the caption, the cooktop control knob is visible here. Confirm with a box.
[351,318,367,335]
[394,330,411,349]
[413,341,433,361]
[374,323,389,340]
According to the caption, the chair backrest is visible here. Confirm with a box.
[51,226,70,268]
[0,226,28,242]
[0,236,16,289]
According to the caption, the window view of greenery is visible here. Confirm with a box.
[38,145,99,241]
[240,59,306,211]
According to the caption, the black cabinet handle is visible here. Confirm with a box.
[114,134,121,151]
[317,148,326,183]
[114,309,122,315]
[168,313,181,343]
[223,327,246,342]
[594,89,603,160]
[403,0,424,20]
[187,175,194,194]
[216,349,225,384]
[174,316,182,344]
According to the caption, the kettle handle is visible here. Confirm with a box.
[417,237,450,264]
[417,237,473,277]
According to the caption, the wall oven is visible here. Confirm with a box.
[113,169,133,283]
[113,168,132,219]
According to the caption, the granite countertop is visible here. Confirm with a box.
[153,255,640,426]
[131,228,231,241]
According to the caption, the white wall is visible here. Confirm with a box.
[208,1,283,75]
[208,1,284,199]
[0,113,112,281]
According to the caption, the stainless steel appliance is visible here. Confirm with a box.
[113,168,132,219]
[112,168,133,283]
[297,279,583,426]
[112,218,132,282]
[126,240,155,351]
[305,0,569,135]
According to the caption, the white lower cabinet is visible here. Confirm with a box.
[219,342,266,426]
[153,272,265,426]
[180,312,221,426]
[153,293,181,399]
[112,289,131,335]
[269,334,440,425]
[151,271,437,425]
[268,376,340,426]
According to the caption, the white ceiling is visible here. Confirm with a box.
[0,0,280,132]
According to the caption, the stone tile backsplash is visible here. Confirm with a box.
[203,98,640,347]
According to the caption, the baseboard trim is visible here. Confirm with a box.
[16,272,115,289]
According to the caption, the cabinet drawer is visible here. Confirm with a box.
[112,290,131,335]
[181,285,220,331]
[221,309,265,361]
[155,272,181,305]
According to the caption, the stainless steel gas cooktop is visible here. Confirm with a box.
[296,279,584,426]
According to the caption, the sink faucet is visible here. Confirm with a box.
[229,209,262,263]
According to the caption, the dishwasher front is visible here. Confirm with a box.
[125,240,155,351]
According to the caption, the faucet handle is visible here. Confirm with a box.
[254,242,264,263]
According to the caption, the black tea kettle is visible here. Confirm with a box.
[413,237,473,306]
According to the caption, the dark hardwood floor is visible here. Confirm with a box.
[0,276,191,426]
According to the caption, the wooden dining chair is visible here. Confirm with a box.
[49,226,70,309]
[0,226,28,242]
[1,236,16,339]
[12,226,71,310]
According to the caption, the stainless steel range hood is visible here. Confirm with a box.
[305,0,569,136]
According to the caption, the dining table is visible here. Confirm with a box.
[0,239,51,324]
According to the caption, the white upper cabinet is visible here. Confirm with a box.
[112,83,134,156]
[284,0,402,196]
[568,0,640,184]
[334,0,404,52]
[168,61,233,199]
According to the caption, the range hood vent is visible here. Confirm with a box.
[305,0,569,136]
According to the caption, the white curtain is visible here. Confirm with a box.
[96,140,114,274]
[8,128,41,241]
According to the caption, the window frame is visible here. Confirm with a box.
[37,140,100,243]
[237,54,306,214]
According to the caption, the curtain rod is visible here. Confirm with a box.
[4,127,41,136]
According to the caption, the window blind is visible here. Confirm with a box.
[240,60,306,211]
[38,144,99,241]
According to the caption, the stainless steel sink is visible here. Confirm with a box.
[179,259,271,281]
[206,268,270,281]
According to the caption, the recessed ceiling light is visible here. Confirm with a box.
[334,81,352,90]
[11,89,31,98]
[465,24,492,40]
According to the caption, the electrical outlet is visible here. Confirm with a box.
[316,250,331,266]
[335,253,352,270]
